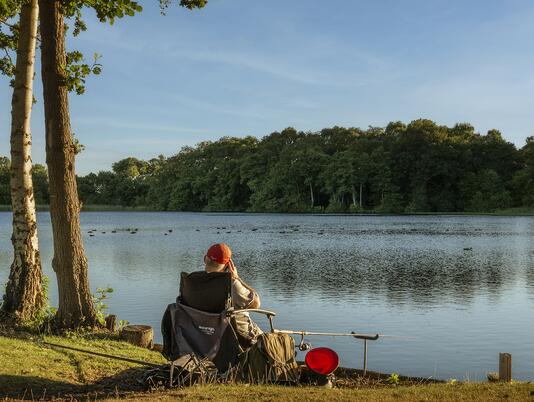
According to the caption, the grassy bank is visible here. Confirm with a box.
[0,330,532,401]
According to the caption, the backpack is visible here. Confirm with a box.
[239,332,300,383]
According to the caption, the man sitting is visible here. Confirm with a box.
[204,243,262,347]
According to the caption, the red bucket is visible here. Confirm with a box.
[305,347,339,375]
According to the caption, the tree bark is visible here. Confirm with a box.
[359,183,363,208]
[351,185,357,207]
[309,182,314,208]
[38,0,98,329]
[2,0,45,323]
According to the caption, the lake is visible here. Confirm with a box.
[1,212,533,380]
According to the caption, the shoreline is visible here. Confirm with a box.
[1,205,533,216]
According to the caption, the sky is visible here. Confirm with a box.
[1,0,534,175]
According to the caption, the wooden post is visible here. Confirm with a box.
[121,325,154,349]
[363,339,368,375]
[105,314,117,332]
[499,353,512,382]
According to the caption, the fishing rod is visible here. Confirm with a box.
[274,329,379,340]
[274,329,416,340]
[233,309,415,340]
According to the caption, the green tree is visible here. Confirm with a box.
[32,165,50,205]
[0,157,10,204]
[512,137,534,207]
[460,169,512,212]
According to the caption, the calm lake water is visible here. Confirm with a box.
[1,212,533,380]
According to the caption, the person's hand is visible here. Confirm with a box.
[227,259,239,280]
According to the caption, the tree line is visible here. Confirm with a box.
[4,120,532,214]
[77,122,534,213]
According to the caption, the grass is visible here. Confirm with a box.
[108,383,534,402]
[0,329,533,401]
[0,329,165,400]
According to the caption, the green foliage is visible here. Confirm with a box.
[159,0,207,13]
[0,157,50,205]
[71,132,86,154]
[73,121,530,214]
[324,197,346,213]
[61,0,143,26]
[64,51,102,95]
[0,15,18,85]
[0,156,10,204]
[0,1,21,19]
[460,169,512,212]
[386,372,400,385]
[29,275,57,331]
[77,156,161,207]
[92,286,113,326]
[512,136,534,207]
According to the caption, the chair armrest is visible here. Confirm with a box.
[227,308,276,317]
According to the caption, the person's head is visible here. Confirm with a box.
[204,243,232,273]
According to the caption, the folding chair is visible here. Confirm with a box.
[161,271,276,386]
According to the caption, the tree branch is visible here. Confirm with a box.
[0,19,16,29]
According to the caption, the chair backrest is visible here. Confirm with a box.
[162,270,241,372]
[179,271,232,313]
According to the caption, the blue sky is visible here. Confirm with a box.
[2,0,534,174]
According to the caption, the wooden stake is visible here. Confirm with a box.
[105,314,117,332]
[499,353,512,382]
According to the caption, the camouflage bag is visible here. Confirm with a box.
[240,332,300,384]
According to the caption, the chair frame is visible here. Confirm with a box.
[168,307,278,385]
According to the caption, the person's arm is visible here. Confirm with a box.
[228,259,261,309]
[236,277,261,309]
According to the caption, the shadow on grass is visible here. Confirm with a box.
[0,366,150,401]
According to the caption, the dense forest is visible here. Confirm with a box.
[1,120,533,213]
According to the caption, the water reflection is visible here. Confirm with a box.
[238,246,523,309]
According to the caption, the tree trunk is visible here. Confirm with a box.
[351,185,357,207]
[2,0,44,323]
[38,0,98,329]
[309,182,314,208]
[359,183,363,208]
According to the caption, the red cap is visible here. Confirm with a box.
[206,243,232,265]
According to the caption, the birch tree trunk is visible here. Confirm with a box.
[359,183,363,208]
[2,0,44,322]
[38,0,98,328]
[351,185,357,207]
[309,182,314,208]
